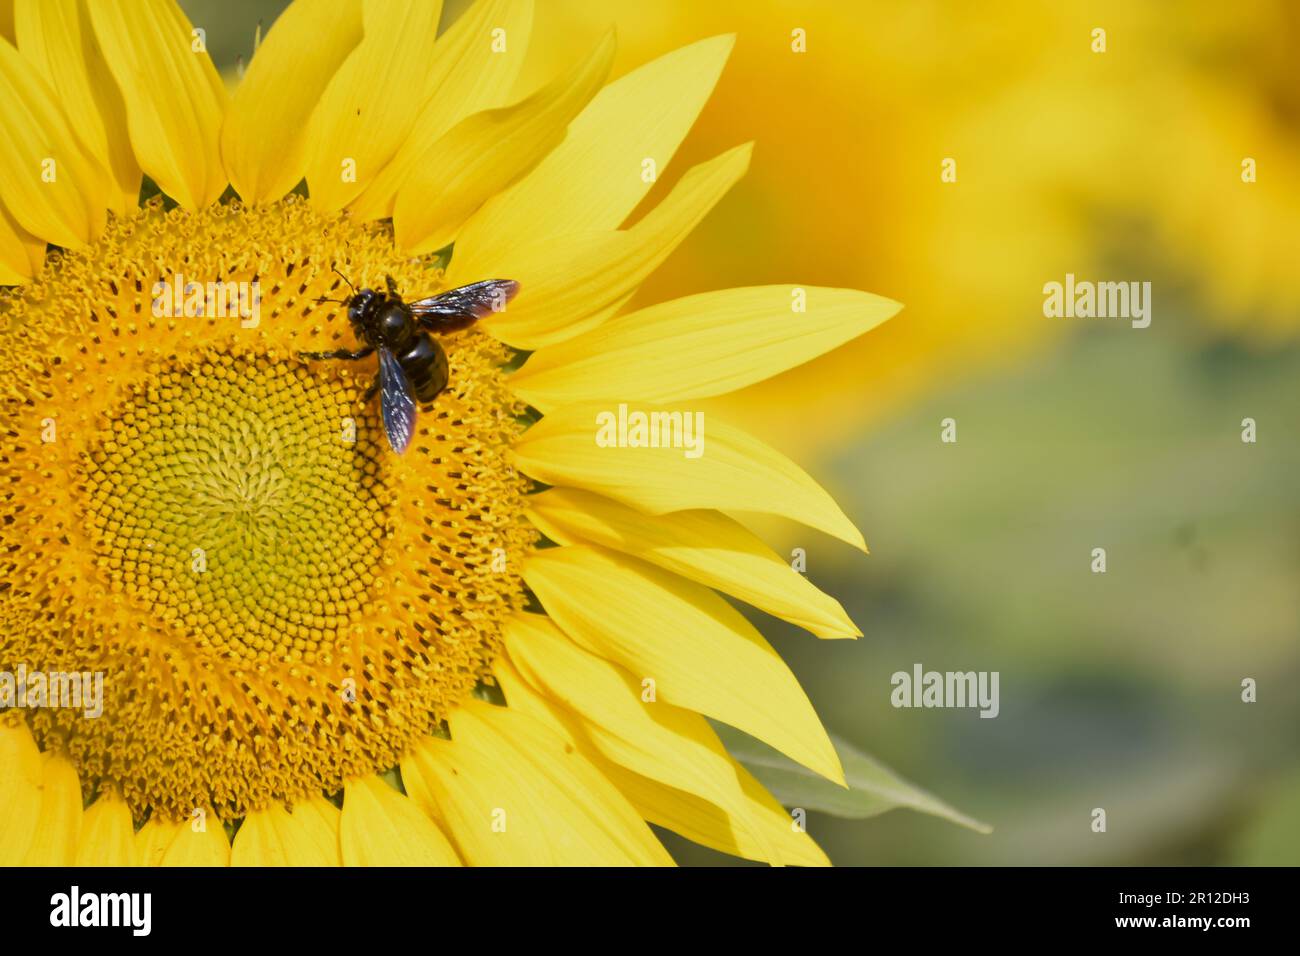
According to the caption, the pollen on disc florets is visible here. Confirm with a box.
[0,197,536,821]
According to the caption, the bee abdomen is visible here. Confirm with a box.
[401,334,450,404]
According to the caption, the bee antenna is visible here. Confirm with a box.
[331,266,358,295]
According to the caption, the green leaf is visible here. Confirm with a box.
[715,723,991,834]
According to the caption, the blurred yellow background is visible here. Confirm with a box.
[503,0,1300,460]
[184,0,1299,865]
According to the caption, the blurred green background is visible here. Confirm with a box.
[185,0,1300,865]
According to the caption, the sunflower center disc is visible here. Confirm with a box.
[0,199,536,821]
[86,355,386,662]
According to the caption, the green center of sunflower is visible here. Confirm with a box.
[0,198,537,822]
[85,354,386,663]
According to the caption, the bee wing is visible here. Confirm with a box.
[408,279,520,334]
[377,349,417,454]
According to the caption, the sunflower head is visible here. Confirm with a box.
[2,197,535,821]
[1,0,896,867]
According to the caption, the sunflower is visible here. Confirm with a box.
[0,0,899,866]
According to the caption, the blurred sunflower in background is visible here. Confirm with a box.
[0,0,917,865]
[511,0,1300,463]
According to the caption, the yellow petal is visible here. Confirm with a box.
[0,35,108,247]
[392,28,614,255]
[523,545,844,785]
[512,285,902,410]
[348,0,535,222]
[0,201,44,284]
[75,790,137,866]
[602,758,830,867]
[452,142,752,350]
[302,0,445,212]
[512,402,867,551]
[231,801,340,866]
[340,774,461,866]
[137,810,231,866]
[162,816,231,866]
[0,722,45,864]
[409,0,532,135]
[221,0,364,203]
[15,0,140,213]
[286,795,342,864]
[230,808,289,866]
[87,0,228,210]
[527,488,859,638]
[402,700,674,866]
[494,646,828,866]
[453,34,734,257]
[490,653,582,741]
[134,817,178,866]
[21,753,83,865]
[504,613,785,864]
[0,1,13,42]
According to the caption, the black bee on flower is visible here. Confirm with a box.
[303,272,519,453]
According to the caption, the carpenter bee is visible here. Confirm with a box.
[302,271,519,453]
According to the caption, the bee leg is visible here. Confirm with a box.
[363,378,380,403]
[298,346,375,361]
[385,274,400,296]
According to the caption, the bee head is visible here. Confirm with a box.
[348,289,378,328]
